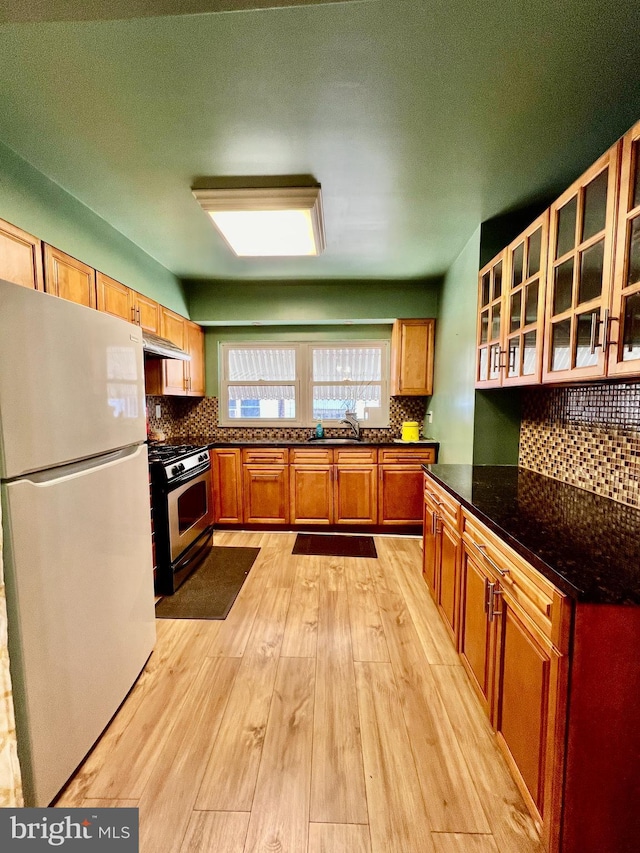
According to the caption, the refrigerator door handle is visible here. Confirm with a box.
[8,444,146,485]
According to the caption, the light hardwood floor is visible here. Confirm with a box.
[56,531,544,853]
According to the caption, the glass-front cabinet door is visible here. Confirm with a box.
[476,251,506,388]
[609,120,640,377]
[542,143,620,383]
[503,212,549,386]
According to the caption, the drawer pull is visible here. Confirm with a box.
[426,492,443,506]
[472,540,509,577]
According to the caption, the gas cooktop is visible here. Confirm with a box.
[147,444,209,464]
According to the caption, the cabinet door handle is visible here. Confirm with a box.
[472,540,509,577]
[483,577,491,613]
[489,586,503,621]
[130,306,136,322]
[589,311,599,354]
[431,510,438,536]
[136,307,141,325]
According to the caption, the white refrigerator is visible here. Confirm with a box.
[0,279,156,806]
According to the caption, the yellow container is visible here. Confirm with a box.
[401,421,420,442]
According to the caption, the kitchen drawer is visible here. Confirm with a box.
[462,511,570,652]
[379,446,436,464]
[424,473,461,528]
[334,447,377,464]
[241,447,288,465]
[289,447,333,464]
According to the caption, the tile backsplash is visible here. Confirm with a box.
[519,382,640,508]
[146,395,429,443]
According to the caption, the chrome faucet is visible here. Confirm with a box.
[341,411,361,440]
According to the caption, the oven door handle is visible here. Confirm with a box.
[166,462,211,489]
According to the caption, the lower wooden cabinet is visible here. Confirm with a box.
[378,447,435,524]
[212,444,436,529]
[241,448,289,524]
[423,475,462,644]
[458,543,496,716]
[211,448,243,524]
[289,450,333,524]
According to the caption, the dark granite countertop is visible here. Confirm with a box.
[424,464,640,606]
[154,437,439,449]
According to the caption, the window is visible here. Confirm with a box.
[220,341,389,427]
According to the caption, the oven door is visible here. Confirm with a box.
[167,468,214,564]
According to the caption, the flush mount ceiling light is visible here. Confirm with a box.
[192,184,325,257]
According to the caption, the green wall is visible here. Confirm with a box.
[0,140,188,315]
[472,389,522,464]
[205,324,393,397]
[428,228,480,463]
[187,279,440,325]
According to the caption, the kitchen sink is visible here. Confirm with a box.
[307,437,362,444]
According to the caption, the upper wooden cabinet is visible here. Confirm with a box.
[542,142,621,383]
[44,244,96,308]
[96,272,134,321]
[133,291,161,334]
[476,251,507,388]
[97,271,163,336]
[146,307,205,397]
[185,320,205,396]
[477,214,549,387]
[0,218,43,291]
[475,120,640,388]
[390,318,435,395]
[608,118,640,377]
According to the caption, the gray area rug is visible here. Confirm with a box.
[155,546,260,619]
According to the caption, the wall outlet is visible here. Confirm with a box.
[155,404,161,419]
[426,411,433,423]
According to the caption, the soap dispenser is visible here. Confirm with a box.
[315,422,324,438]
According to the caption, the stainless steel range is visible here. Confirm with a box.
[148,444,214,595]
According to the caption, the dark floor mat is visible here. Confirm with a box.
[292,533,377,558]
[155,546,260,619]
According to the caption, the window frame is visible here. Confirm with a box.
[219,340,390,428]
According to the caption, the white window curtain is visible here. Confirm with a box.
[0,500,24,807]
[220,341,389,427]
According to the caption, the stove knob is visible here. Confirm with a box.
[171,465,179,476]
[179,463,185,472]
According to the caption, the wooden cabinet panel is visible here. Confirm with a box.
[422,490,439,597]
[96,272,134,321]
[242,448,288,465]
[211,448,243,524]
[378,464,424,524]
[185,320,205,396]
[243,464,289,524]
[43,244,96,308]
[290,464,333,524]
[160,307,187,395]
[542,143,620,383]
[0,218,43,291]
[608,118,640,377]
[494,600,554,819]
[334,465,377,524]
[459,546,496,717]
[134,292,161,333]
[378,447,436,464]
[476,251,506,388]
[437,521,460,642]
[390,318,435,395]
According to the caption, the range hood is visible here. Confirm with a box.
[142,330,191,361]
